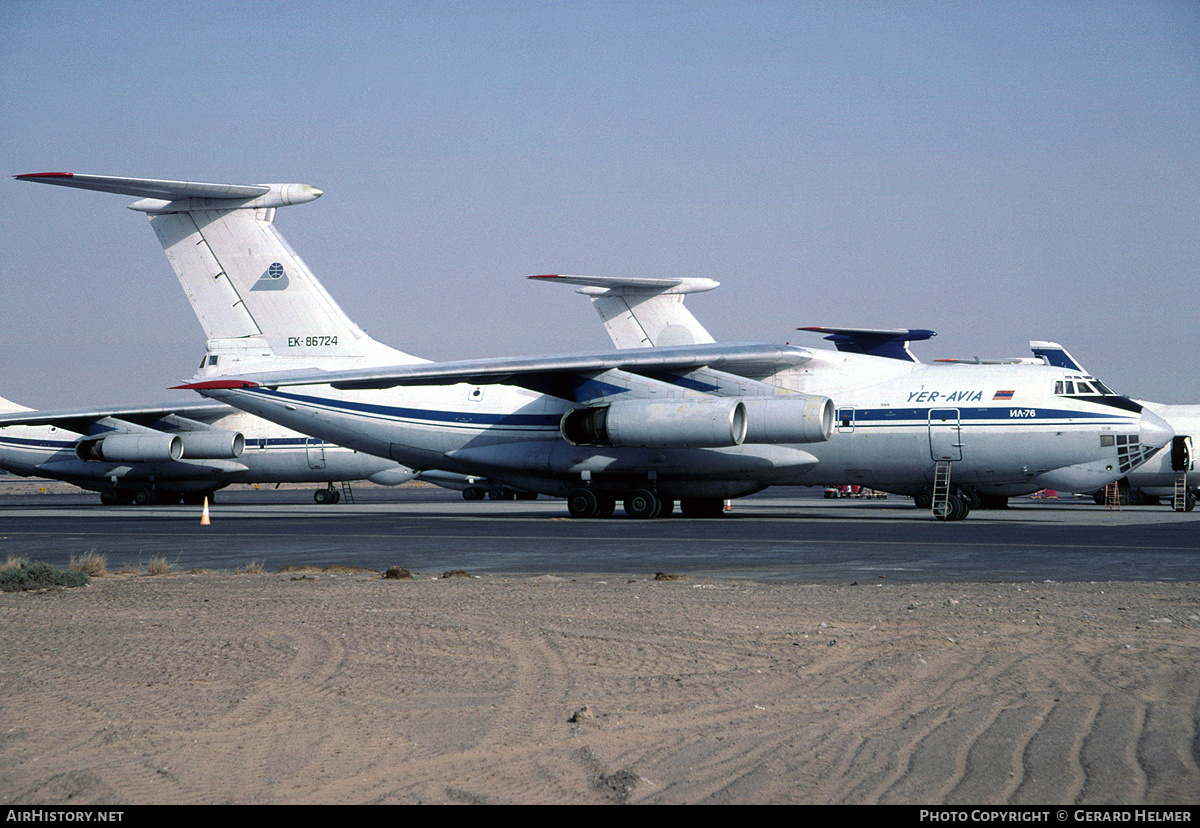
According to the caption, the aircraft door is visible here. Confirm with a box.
[836,407,856,433]
[305,437,327,470]
[1172,436,1192,472]
[928,408,963,461]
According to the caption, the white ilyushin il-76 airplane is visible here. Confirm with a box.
[1025,343,1194,511]
[0,394,418,505]
[533,274,1190,512]
[16,172,1174,521]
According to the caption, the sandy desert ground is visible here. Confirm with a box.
[0,568,1197,805]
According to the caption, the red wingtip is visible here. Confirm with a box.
[172,380,260,390]
[527,274,564,280]
[15,172,73,180]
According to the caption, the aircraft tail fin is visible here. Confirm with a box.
[1029,341,1086,372]
[16,173,422,376]
[0,395,34,413]
[529,274,717,349]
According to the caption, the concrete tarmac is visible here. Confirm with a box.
[1,484,1196,583]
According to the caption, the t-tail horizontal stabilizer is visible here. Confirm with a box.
[14,172,320,210]
[529,274,717,349]
[798,327,937,362]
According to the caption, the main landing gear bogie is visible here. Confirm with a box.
[568,487,724,519]
[932,492,972,522]
[314,484,341,504]
[99,487,214,506]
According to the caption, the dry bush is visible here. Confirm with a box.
[70,551,107,577]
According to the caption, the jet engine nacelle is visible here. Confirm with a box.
[176,430,245,459]
[740,395,834,444]
[561,398,748,448]
[560,394,835,449]
[76,433,183,463]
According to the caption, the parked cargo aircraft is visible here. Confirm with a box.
[536,275,1181,512]
[16,172,1174,520]
[1027,343,1195,511]
[0,394,417,504]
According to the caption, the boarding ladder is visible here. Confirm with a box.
[1173,472,1187,512]
[931,460,952,519]
[340,481,356,504]
[1104,480,1121,510]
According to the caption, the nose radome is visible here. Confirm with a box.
[1139,407,1174,451]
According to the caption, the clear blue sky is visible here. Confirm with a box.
[3,0,1197,408]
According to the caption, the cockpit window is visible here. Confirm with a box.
[1056,375,1116,397]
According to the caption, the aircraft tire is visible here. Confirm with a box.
[463,487,486,501]
[100,489,122,506]
[1128,489,1146,506]
[314,488,332,504]
[933,494,969,521]
[624,488,661,519]
[914,491,933,510]
[133,486,157,506]
[489,486,515,501]
[567,488,600,519]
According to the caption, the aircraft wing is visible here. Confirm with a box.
[179,343,815,400]
[798,327,936,362]
[0,400,236,433]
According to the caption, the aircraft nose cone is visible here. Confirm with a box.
[1139,407,1174,451]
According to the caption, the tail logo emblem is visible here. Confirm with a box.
[251,262,289,291]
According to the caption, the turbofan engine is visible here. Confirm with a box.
[76,433,183,463]
[560,394,833,449]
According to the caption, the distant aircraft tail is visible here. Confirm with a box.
[0,395,34,413]
[16,173,423,377]
[1029,341,1086,372]
[529,274,717,348]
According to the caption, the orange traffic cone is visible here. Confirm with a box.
[200,497,211,526]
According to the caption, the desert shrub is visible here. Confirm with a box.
[0,561,90,592]
[146,557,175,576]
[69,551,107,577]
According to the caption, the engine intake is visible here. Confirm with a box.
[741,395,834,444]
[176,430,245,459]
[561,398,748,448]
[76,433,183,463]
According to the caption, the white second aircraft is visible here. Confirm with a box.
[16,172,1174,520]
[0,394,417,504]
